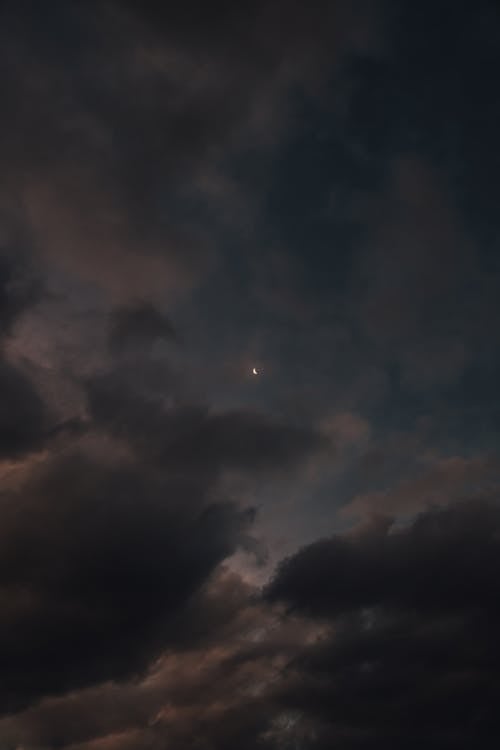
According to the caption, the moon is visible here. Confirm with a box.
[252,367,259,376]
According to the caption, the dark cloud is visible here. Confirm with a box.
[0,255,42,337]
[7,498,500,749]
[268,499,500,615]
[0,0,378,297]
[0,360,50,458]
[0,568,309,750]
[1,1,500,748]
[0,452,254,713]
[0,254,55,458]
[0,293,326,719]
[266,499,500,746]
[109,302,176,354]
[86,371,327,476]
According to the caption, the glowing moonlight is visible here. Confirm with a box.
[252,367,259,376]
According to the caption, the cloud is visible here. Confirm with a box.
[0,290,327,718]
[0,0,379,298]
[0,452,255,714]
[268,498,500,615]
[85,370,328,477]
[342,453,500,520]
[0,359,51,458]
[0,254,42,337]
[265,499,500,746]
[349,158,499,389]
[2,3,500,748]
[6,498,500,748]
[108,302,177,354]
[0,568,310,750]
[0,253,58,459]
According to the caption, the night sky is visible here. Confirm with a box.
[1,1,500,748]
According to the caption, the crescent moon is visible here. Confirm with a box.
[252,367,259,375]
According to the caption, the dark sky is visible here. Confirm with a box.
[1,1,500,747]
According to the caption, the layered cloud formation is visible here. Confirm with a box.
[1,1,500,748]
